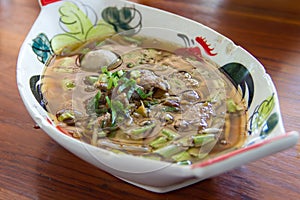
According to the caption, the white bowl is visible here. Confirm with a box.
[17,0,299,193]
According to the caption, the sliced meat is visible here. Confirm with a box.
[136,69,170,91]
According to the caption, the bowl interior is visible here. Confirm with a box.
[17,0,288,173]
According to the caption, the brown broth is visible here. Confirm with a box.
[41,36,248,165]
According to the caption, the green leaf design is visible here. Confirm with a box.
[51,34,82,54]
[58,2,93,39]
[249,94,275,133]
[260,113,279,138]
[86,20,115,41]
[256,94,275,127]
[51,2,115,55]
[102,6,142,33]
[32,33,53,64]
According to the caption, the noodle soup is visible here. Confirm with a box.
[41,34,247,165]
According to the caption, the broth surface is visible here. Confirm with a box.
[41,35,247,164]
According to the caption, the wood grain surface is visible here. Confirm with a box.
[0,0,299,199]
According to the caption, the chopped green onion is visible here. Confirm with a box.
[57,111,75,122]
[150,136,168,149]
[187,148,199,157]
[161,129,179,140]
[163,106,180,112]
[117,70,124,77]
[176,160,192,165]
[227,98,243,113]
[192,134,215,147]
[117,78,136,99]
[66,82,75,89]
[101,66,109,74]
[97,131,107,138]
[154,144,184,158]
[107,76,113,89]
[87,91,101,114]
[131,123,156,136]
[105,96,111,108]
[172,151,192,162]
[143,99,160,107]
[98,74,108,83]
[188,148,209,159]
[136,87,153,99]
[62,79,76,90]
[106,97,114,124]
[99,66,124,90]
[107,99,126,125]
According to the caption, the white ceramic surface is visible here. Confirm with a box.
[17,0,299,193]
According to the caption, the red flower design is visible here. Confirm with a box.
[40,0,61,6]
[195,36,217,56]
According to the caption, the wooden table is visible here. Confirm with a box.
[1,0,299,199]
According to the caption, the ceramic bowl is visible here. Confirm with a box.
[17,0,299,193]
